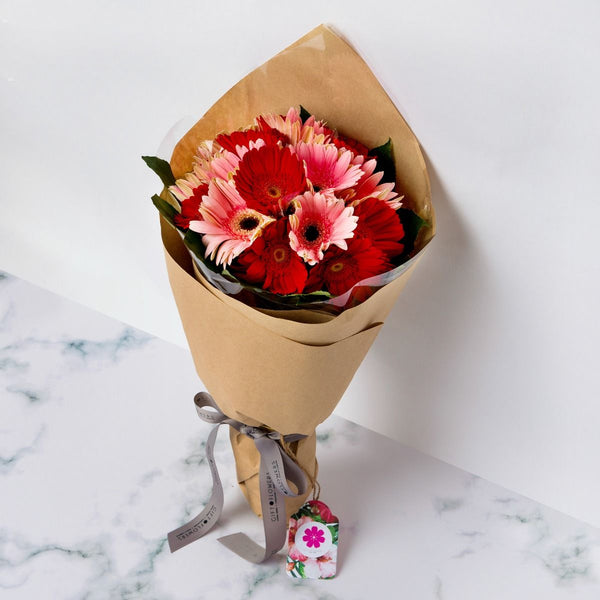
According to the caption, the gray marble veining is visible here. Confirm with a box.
[1,270,599,599]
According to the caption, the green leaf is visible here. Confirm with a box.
[328,524,339,545]
[307,513,327,525]
[394,208,427,264]
[299,105,311,123]
[369,138,396,184]
[142,155,176,187]
[221,267,241,282]
[182,229,204,257]
[287,559,301,578]
[151,194,178,226]
[296,561,306,578]
[291,504,313,520]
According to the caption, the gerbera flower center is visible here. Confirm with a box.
[234,145,307,216]
[311,176,332,191]
[303,224,321,243]
[330,262,345,272]
[273,247,287,263]
[239,216,260,230]
[266,185,282,199]
[230,208,266,237]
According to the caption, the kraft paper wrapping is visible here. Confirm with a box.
[229,429,318,518]
[160,24,434,518]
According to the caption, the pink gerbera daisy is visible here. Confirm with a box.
[189,178,274,266]
[301,112,334,139]
[288,191,357,265]
[294,143,363,193]
[344,158,401,209]
[192,141,240,183]
[257,107,332,146]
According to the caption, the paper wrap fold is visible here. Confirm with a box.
[160,24,434,518]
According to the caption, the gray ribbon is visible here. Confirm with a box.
[167,392,307,563]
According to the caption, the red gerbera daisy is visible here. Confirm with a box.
[332,133,370,158]
[234,220,308,294]
[305,238,391,296]
[215,128,285,155]
[234,145,307,216]
[353,197,405,258]
[172,183,207,230]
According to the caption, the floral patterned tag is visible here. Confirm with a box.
[286,500,338,579]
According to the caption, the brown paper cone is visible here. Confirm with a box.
[160,25,434,517]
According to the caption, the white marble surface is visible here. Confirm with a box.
[4,3,600,528]
[1,270,600,599]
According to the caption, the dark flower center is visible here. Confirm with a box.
[239,216,259,230]
[303,224,320,242]
[330,262,345,272]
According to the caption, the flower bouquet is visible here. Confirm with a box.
[145,24,434,565]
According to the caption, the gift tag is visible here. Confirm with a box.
[286,500,338,579]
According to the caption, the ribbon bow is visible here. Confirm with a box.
[167,392,308,563]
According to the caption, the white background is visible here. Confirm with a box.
[2,1,599,528]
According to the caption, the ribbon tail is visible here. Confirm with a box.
[217,436,308,562]
[218,466,287,563]
[167,424,224,552]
